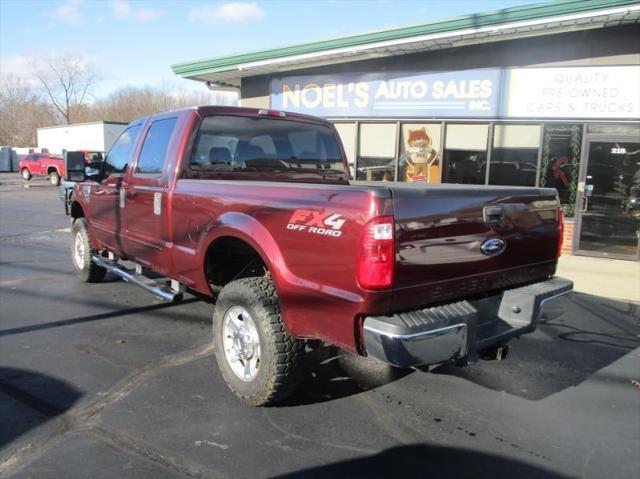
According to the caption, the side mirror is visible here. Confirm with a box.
[64,151,86,182]
[85,161,103,180]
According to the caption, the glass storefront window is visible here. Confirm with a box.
[577,140,640,258]
[356,123,397,181]
[539,124,582,217]
[587,123,640,136]
[489,124,540,187]
[443,124,489,185]
[334,122,357,179]
[398,123,441,183]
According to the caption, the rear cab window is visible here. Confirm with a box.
[188,115,347,180]
[135,117,177,176]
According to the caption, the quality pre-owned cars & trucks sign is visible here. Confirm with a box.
[270,69,502,118]
[506,65,640,119]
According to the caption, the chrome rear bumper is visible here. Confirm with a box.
[362,277,573,368]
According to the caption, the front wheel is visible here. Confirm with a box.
[71,218,106,283]
[213,277,304,406]
[21,168,31,180]
[49,171,60,186]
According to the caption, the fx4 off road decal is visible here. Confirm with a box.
[287,209,346,237]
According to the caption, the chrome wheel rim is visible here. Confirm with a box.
[73,231,85,269]
[50,174,57,184]
[222,306,261,381]
[22,170,29,179]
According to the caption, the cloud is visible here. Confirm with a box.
[136,7,161,22]
[0,51,100,88]
[52,0,85,25]
[0,54,37,86]
[188,2,265,25]
[111,0,130,18]
[110,0,161,22]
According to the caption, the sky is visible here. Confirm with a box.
[0,0,540,98]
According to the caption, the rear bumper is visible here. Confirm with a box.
[362,276,573,368]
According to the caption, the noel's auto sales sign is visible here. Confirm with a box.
[271,69,501,118]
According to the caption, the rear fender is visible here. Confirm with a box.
[197,212,291,310]
[197,212,286,276]
[196,212,362,351]
[197,212,312,335]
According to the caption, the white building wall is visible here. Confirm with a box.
[102,123,126,152]
[37,123,126,154]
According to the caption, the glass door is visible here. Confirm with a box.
[575,139,640,260]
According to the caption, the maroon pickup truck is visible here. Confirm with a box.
[65,106,572,405]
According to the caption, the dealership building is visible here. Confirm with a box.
[173,0,640,261]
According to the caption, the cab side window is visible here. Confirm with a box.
[103,125,142,177]
[136,118,177,176]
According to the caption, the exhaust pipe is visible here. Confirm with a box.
[480,345,509,361]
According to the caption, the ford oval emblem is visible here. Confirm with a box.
[480,238,506,256]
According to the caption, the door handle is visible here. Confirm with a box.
[580,195,589,213]
[483,205,505,225]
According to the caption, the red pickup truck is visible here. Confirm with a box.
[65,106,572,405]
[20,152,65,186]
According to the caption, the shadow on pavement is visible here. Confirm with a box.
[0,297,203,338]
[0,367,82,448]
[273,444,569,479]
[282,345,411,406]
[433,292,640,400]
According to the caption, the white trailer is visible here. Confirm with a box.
[37,121,127,155]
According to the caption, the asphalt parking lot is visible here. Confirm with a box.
[0,172,639,479]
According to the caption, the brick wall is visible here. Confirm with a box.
[562,220,575,255]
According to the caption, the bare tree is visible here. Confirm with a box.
[32,53,99,124]
[0,74,57,146]
[1,60,237,146]
[85,82,234,123]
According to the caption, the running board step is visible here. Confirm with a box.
[91,255,183,303]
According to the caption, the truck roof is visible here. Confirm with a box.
[129,105,334,129]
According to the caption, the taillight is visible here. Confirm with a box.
[357,216,394,290]
[557,208,564,257]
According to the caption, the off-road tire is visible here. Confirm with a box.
[71,218,106,283]
[213,277,304,406]
[21,168,31,180]
[49,171,60,186]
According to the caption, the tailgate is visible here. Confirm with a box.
[391,184,560,308]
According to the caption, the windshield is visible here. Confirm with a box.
[190,115,346,176]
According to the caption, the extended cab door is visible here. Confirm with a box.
[89,124,143,252]
[27,154,40,174]
[39,155,49,175]
[122,115,178,270]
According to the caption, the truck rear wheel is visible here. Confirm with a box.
[71,218,106,283]
[213,277,304,406]
[49,171,60,186]
[21,168,31,180]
